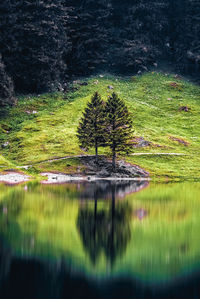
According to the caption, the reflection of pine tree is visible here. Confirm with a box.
[77,186,131,265]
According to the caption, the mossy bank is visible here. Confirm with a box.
[0,72,199,181]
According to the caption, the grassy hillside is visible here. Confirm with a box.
[0,154,14,169]
[0,72,199,180]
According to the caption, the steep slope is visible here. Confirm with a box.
[0,72,199,180]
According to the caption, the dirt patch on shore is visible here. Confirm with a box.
[169,136,190,146]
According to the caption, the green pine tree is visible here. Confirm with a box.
[105,93,134,170]
[77,92,106,161]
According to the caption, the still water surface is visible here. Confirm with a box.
[0,180,200,298]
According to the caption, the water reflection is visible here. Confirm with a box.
[77,185,132,265]
[77,180,149,200]
[1,253,200,299]
[0,181,200,298]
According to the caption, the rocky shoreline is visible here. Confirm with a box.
[40,173,150,184]
[0,157,149,185]
[0,172,30,185]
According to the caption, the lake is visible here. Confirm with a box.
[0,180,200,299]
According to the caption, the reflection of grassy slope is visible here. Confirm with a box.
[0,183,200,282]
[118,182,200,281]
[0,72,199,179]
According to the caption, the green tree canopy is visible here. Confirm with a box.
[77,92,106,160]
[105,93,134,169]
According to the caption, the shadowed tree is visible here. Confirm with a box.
[65,0,112,75]
[77,92,106,162]
[0,0,68,93]
[167,0,200,74]
[0,54,15,107]
[105,93,134,170]
[111,0,168,73]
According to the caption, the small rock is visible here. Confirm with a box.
[73,80,81,85]
[94,80,99,85]
[142,66,148,71]
[132,137,151,148]
[108,85,114,90]
[99,75,104,78]
[25,110,38,115]
[98,169,110,177]
[2,141,9,148]
[179,106,191,112]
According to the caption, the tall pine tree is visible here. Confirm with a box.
[77,92,106,161]
[105,93,134,170]
[0,0,68,93]
[65,0,111,76]
[0,54,15,107]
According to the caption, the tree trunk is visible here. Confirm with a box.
[95,139,98,164]
[112,147,116,171]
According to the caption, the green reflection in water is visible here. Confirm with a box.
[0,181,200,284]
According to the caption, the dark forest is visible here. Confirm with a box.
[0,0,199,104]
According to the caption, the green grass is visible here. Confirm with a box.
[0,154,15,170]
[36,157,87,174]
[0,72,199,180]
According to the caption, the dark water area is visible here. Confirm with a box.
[0,180,200,299]
[1,257,200,299]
